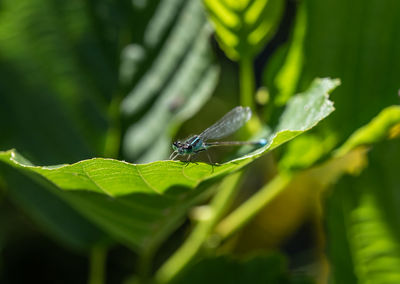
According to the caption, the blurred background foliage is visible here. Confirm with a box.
[0,0,400,283]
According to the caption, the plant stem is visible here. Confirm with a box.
[137,248,155,284]
[88,245,107,284]
[154,172,243,283]
[215,173,292,240]
[239,56,255,109]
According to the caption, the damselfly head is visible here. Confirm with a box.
[172,141,185,154]
[172,141,193,155]
[172,141,181,151]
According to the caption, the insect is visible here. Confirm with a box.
[169,106,267,162]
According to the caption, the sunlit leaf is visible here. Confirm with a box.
[335,106,400,156]
[264,2,307,106]
[0,78,339,252]
[348,193,400,283]
[204,0,284,60]
[278,133,337,171]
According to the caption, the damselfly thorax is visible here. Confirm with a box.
[172,135,206,155]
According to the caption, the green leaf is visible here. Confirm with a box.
[349,193,400,283]
[120,0,219,162]
[263,2,307,106]
[278,133,337,171]
[204,0,285,60]
[335,105,400,156]
[170,253,312,284]
[268,77,338,150]
[0,77,338,253]
[300,0,400,140]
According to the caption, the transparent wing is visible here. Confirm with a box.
[199,106,252,141]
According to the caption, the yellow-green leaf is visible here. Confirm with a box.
[204,0,284,60]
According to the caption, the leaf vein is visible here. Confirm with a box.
[135,165,162,194]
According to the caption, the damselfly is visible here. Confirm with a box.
[170,106,267,162]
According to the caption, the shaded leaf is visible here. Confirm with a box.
[300,0,400,139]
[0,162,108,251]
[171,253,312,284]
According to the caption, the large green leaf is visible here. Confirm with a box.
[300,0,400,140]
[203,0,284,60]
[0,78,339,253]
